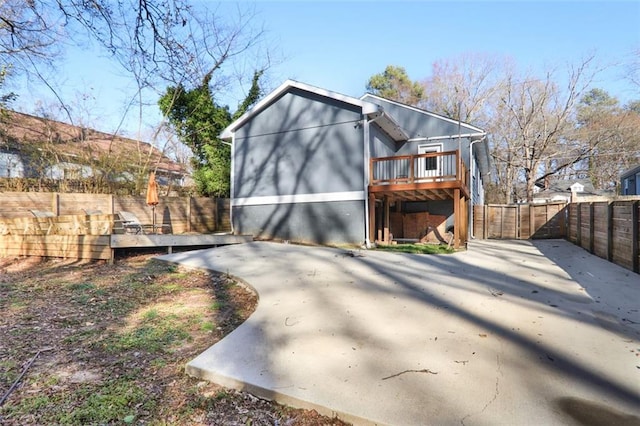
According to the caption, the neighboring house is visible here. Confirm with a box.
[620,165,640,195]
[0,110,186,186]
[532,177,613,203]
[220,80,491,248]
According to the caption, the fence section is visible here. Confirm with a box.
[0,192,231,234]
[0,214,115,260]
[473,203,567,240]
[567,201,639,273]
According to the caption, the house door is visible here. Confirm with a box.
[417,144,442,180]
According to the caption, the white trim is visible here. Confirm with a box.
[221,80,381,139]
[232,191,366,207]
[229,133,236,233]
[417,143,443,179]
[360,93,485,133]
[407,133,485,142]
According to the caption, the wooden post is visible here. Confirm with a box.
[528,204,535,240]
[109,194,114,214]
[576,202,582,247]
[52,193,60,216]
[187,196,192,233]
[409,157,414,182]
[453,189,460,248]
[383,196,390,244]
[632,200,639,273]
[607,201,614,262]
[369,193,376,244]
[483,205,488,240]
[589,203,595,254]
[461,196,468,244]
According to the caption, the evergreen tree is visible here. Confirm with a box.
[159,71,262,196]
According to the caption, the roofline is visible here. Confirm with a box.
[620,164,640,179]
[360,93,485,134]
[221,80,381,140]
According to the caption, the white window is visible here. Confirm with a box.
[417,144,442,180]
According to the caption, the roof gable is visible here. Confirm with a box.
[360,93,485,137]
[221,80,381,140]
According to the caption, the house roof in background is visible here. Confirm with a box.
[621,164,640,179]
[532,177,617,200]
[0,111,185,175]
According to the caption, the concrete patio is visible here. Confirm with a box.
[157,239,640,425]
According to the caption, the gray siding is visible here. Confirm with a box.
[395,137,470,157]
[369,124,396,158]
[233,200,365,245]
[234,89,365,198]
[363,96,481,138]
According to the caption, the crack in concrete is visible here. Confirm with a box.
[461,353,502,425]
[381,368,438,381]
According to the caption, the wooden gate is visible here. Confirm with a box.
[473,203,567,239]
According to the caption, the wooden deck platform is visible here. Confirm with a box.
[110,233,253,262]
[0,213,252,263]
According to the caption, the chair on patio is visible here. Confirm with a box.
[117,211,170,234]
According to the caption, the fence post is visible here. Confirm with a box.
[633,200,639,273]
[589,202,595,254]
[528,204,535,239]
[187,196,192,233]
[483,205,488,239]
[576,202,582,247]
[607,201,614,262]
[52,193,60,215]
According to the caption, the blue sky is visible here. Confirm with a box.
[12,1,640,138]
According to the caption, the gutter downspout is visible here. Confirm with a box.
[469,134,487,239]
[363,111,385,248]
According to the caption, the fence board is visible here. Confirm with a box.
[592,202,609,258]
[0,192,229,234]
[480,203,566,240]
[473,205,485,239]
[0,234,111,260]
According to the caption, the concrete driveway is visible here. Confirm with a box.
[157,239,640,425]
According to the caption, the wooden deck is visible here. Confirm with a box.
[110,233,253,260]
[369,150,470,248]
[369,150,469,201]
[0,213,252,263]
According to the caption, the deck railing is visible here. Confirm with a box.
[370,150,467,186]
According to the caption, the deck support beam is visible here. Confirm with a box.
[454,189,461,249]
[368,193,376,244]
[383,196,390,244]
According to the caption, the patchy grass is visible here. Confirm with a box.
[375,243,455,255]
[0,254,349,425]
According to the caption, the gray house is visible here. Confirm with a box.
[621,165,640,195]
[220,80,491,248]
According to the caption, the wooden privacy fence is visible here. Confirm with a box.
[0,192,230,234]
[473,203,567,240]
[0,213,116,260]
[567,201,640,273]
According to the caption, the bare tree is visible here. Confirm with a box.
[421,53,509,124]
[495,57,601,202]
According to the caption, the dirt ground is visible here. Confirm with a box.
[0,251,350,425]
